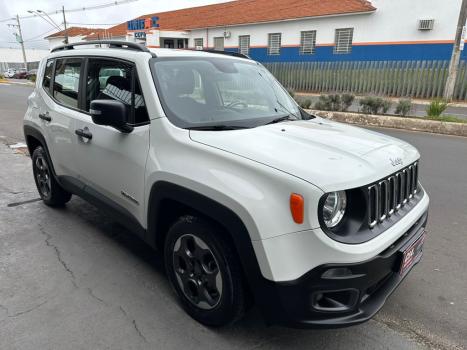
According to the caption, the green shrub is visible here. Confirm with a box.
[313,93,355,112]
[299,98,312,109]
[28,75,36,82]
[0,73,4,80]
[341,93,355,111]
[359,96,391,115]
[314,95,332,111]
[395,99,413,116]
[426,99,448,117]
[381,99,392,114]
[293,95,312,109]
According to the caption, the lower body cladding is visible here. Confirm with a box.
[250,196,429,328]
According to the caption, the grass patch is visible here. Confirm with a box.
[426,115,467,124]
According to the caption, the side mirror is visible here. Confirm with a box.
[90,99,133,133]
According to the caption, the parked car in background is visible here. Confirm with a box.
[13,68,27,79]
[4,68,16,78]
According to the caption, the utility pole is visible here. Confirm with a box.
[62,6,68,44]
[444,0,467,101]
[16,15,28,70]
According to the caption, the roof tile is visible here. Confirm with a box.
[52,0,376,40]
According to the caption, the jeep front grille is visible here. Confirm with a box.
[367,162,419,228]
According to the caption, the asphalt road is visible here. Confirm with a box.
[0,82,466,349]
[0,82,31,144]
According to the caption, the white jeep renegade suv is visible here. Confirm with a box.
[24,41,429,328]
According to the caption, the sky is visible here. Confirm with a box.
[0,0,229,50]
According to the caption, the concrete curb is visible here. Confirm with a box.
[3,79,34,86]
[308,110,467,137]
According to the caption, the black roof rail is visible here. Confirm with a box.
[188,48,250,59]
[51,40,153,54]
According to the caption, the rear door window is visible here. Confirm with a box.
[53,58,82,109]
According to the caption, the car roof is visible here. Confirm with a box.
[148,48,248,60]
[47,42,250,63]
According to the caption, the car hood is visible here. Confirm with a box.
[189,118,420,192]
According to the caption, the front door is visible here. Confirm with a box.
[73,58,150,226]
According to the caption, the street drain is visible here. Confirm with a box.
[7,198,41,207]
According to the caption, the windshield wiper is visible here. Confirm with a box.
[187,125,248,131]
[264,115,297,125]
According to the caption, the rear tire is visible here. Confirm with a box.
[32,146,71,207]
[164,216,246,327]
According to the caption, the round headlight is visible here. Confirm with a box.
[322,191,347,228]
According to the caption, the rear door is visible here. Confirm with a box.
[41,57,84,178]
[73,57,150,226]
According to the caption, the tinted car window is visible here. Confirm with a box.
[42,59,54,94]
[86,59,149,125]
[53,58,81,109]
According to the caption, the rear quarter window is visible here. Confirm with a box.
[42,59,54,94]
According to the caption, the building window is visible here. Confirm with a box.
[334,28,354,54]
[300,30,316,55]
[214,37,224,51]
[239,35,250,55]
[194,38,203,50]
[268,33,281,55]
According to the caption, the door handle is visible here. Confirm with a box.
[39,113,52,122]
[75,128,93,140]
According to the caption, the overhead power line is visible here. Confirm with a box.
[23,27,60,42]
[0,0,139,23]
[67,21,121,26]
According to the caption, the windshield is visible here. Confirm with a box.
[151,57,305,129]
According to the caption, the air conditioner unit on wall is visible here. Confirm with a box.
[224,31,231,38]
[419,19,434,30]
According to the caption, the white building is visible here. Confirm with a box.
[0,47,49,71]
[46,0,464,63]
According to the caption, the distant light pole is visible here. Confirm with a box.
[61,6,68,44]
[27,10,62,32]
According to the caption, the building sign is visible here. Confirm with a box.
[134,32,146,39]
[127,16,159,31]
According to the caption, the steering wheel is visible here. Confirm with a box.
[225,100,248,110]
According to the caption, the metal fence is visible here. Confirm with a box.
[264,60,467,101]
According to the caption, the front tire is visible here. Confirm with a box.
[32,146,71,207]
[164,216,246,327]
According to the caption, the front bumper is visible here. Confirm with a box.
[256,210,428,328]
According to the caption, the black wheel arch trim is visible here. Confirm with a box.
[147,181,276,315]
[24,125,58,178]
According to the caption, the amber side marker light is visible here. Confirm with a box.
[290,193,304,224]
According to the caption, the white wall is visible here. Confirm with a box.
[187,0,461,48]
[0,47,49,63]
